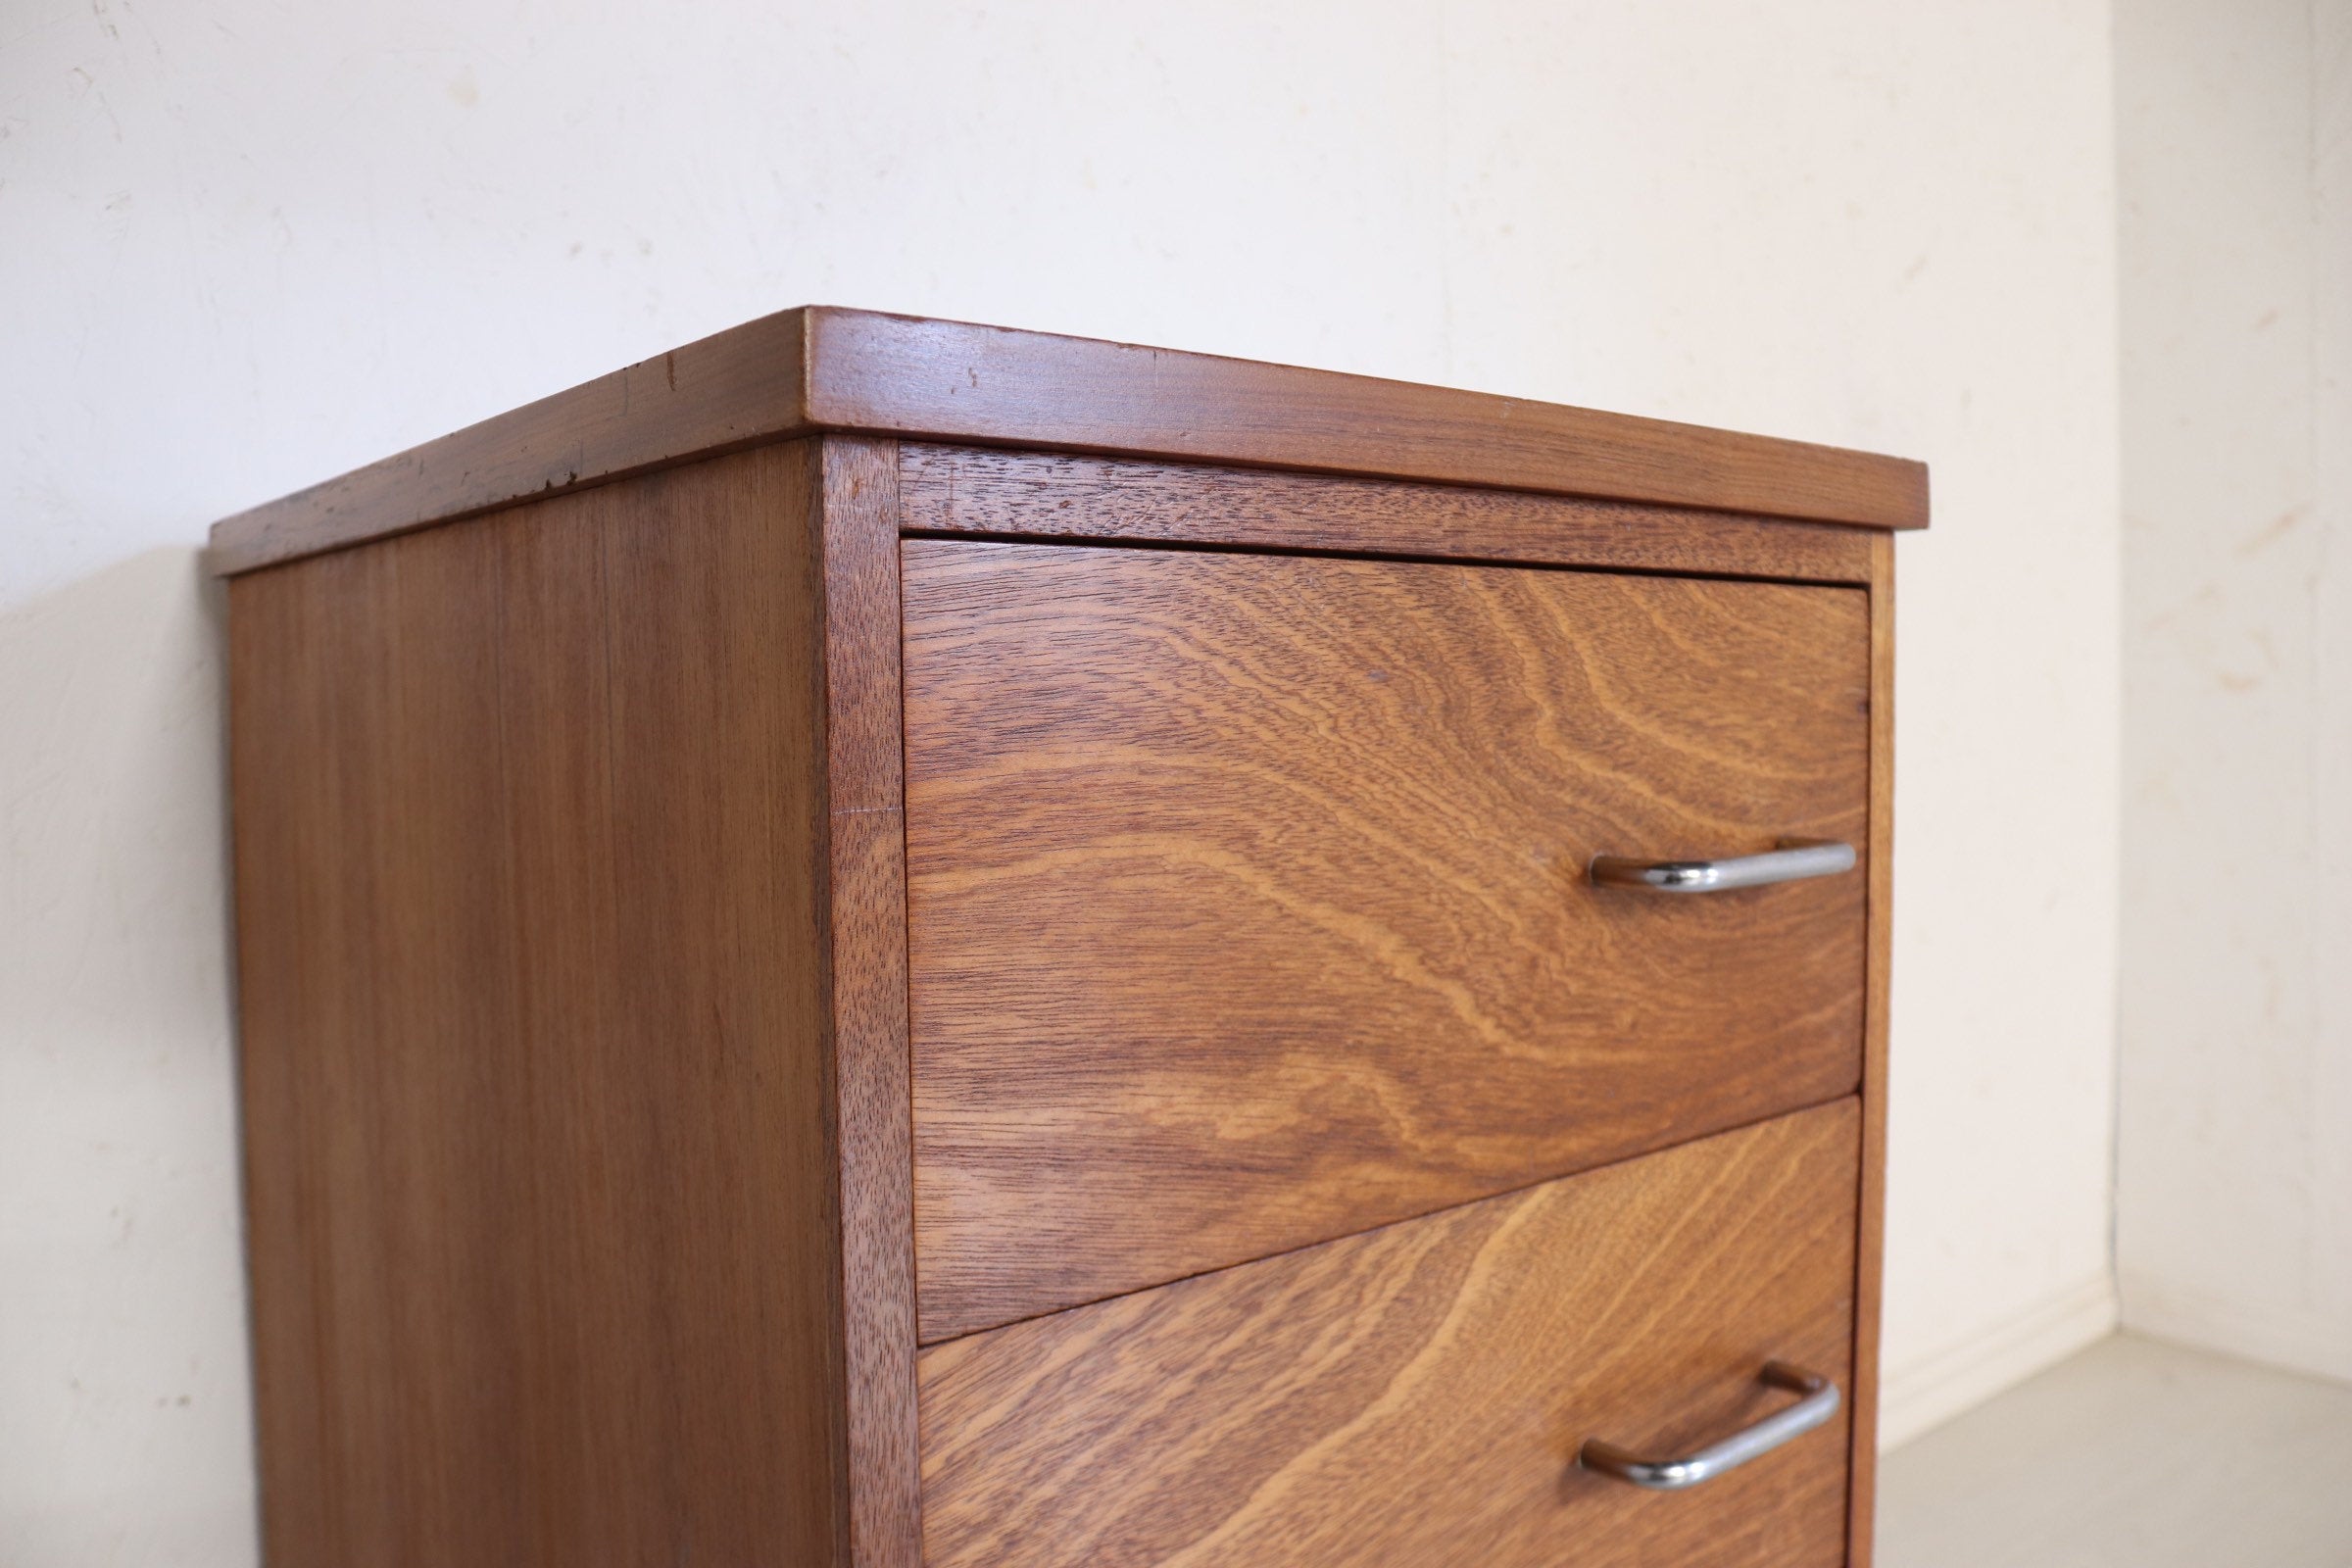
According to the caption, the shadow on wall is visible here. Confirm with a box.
[0,549,259,1563]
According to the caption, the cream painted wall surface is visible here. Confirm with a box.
[2117,0,2352,1383]
[1,1,2121,1558]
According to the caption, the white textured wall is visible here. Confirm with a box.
[2117,0,2352,1382]
[1,1,2123,1557]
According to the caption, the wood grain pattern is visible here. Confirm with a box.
[1847,532,1898,1565]
[811,311,1925,530]
[917,1100,1860,1568]
[210,308,1924,575]
[220,311,1921,1568]
[900,444,1878,584]
[904,541,1871,1340]
[232,443,852,1565]
[816,436,925,1566]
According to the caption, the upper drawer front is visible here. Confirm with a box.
[917,1100,1860,1568]
[904,540,1869,1340]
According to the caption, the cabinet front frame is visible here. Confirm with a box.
[865,441,1898,1568]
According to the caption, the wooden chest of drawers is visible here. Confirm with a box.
[213,309,1922,1567]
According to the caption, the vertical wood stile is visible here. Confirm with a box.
[818,436,924,1566]
[1848,531,1897,1565]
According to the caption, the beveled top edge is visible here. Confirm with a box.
[207,306,1927,575]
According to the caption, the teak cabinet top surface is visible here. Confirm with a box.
[207,307,1927,575]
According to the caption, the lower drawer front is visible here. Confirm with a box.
[916,1100,1859,1568]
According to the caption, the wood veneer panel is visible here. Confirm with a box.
[1847,533,1897,1565]
[899,445,1878,583]
[231,443,852,1565]
[210,309,1924,575]
[918,1100,1860,1568]
[903,540,1870,1340]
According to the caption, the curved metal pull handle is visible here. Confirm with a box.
[1579,1361,1841,1492]
[1589,838,1856,894]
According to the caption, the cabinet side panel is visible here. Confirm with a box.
[230,442,847,1566]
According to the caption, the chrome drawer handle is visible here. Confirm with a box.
[1579,1361,1841,1492]
[1589,839,1855,894]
